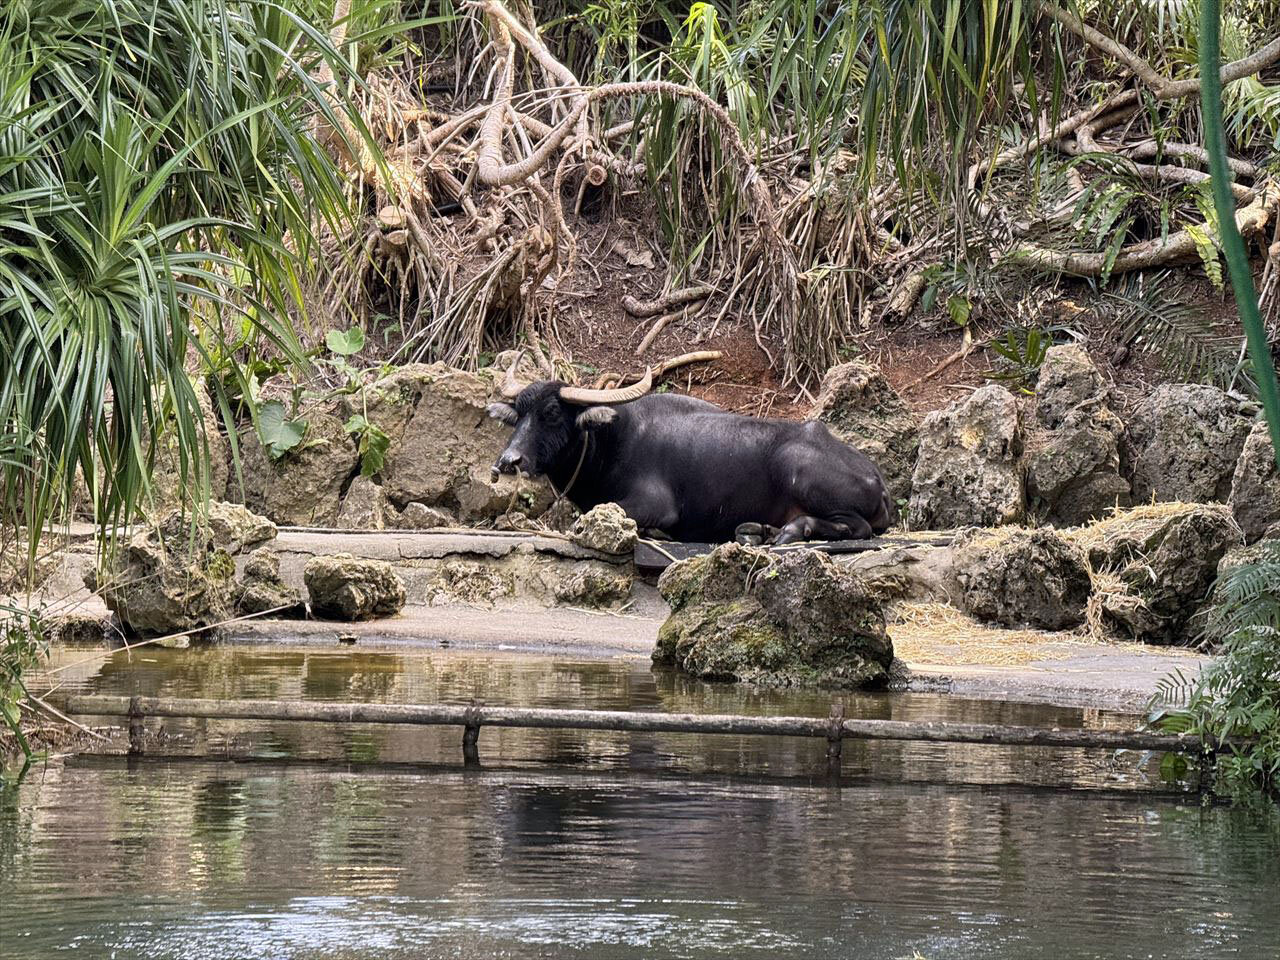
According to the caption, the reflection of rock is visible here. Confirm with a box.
[1122,384,1252,503]
[1024,346,1129,526]
[236,547,306,618]
[1067,503,1242,643]
[235,409,359,526]
[374,362,552,520]
[811,360,918,502]
[1228,420,1280,543]
[908,385,1025,529]
[954,528,1091,630]
[570,502,638,555]
[92,511,240,637]
[336,476,390,530]
[304,553,406,620]
[654,543,892,688]
[49,613,109,646]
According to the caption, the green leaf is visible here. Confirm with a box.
[259,401,308,460]
[946,295,971,327]
[326,327,366,356]
[344,415,390,477]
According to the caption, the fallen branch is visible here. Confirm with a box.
[635,309,684,355]
[982,16,1280,176]
[1010,181,1280,277]
[901,328,979,393]
[1125,140,1257,179]
[654,350,722,377]
[623,284,714,318]
[886,270,928,319]
[1038,2,1280,100]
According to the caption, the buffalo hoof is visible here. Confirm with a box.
[735,522,781,546]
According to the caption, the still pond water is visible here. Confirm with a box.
[3,644,1279,959]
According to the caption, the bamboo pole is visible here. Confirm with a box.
[63,695,1225,754]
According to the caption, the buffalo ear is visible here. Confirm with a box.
[486,402,519,426]
[575,406,617,430]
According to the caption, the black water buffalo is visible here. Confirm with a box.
[486,358,894,544]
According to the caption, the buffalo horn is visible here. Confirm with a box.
[558,367,653,405]
[500,351,529,399]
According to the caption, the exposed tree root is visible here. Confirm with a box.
[966,7,1280,280]
[1012,182,1280,277]
[623,285,714,318]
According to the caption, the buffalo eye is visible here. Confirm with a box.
[575,406,617,430]
[486,402,519,426]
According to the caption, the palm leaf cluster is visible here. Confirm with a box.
[0,0,364,546]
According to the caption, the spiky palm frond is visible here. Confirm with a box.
[0,0,371,552]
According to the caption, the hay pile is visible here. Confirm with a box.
[888,601,1105,666]
[1062,501,1238,643]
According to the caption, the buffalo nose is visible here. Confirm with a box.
[494,452,522,478]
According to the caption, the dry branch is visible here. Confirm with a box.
[654,350,722,377]
[1011,181,1280,277]
[64,694,1231,753]
[635,309,684,356]
[623,285,714,318]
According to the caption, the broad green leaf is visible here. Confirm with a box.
[326,327,366,356]
[259,401,308,460]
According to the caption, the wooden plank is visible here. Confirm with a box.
[63,694,1223,754]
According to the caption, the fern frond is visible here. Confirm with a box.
[1103,272,1250,391]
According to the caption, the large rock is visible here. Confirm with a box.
[1024,345,1129,525]
[908,385,1025,529]
[236,547,306,618]
[810,360,918,502]
[1025,412,1130,526]
[92,510,239,637]
[654,543,892,688]
[304,553,406,620]
[1034,344,1108,429]
[1123,384,1253,503]
[336,476,390,530]
[390,502,456,530]
[371,362,552,521]
[1228,420,1280,542]
[1067,503,1243,643]
[570,502,637,555]
[953,528,1091,630]
[235,409,359,526]
[205,501,277,554]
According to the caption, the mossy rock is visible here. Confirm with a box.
[654,544,892,689]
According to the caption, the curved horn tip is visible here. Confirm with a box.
[558,366,654,405]
[500,349,530,399]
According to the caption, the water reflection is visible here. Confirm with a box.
[5,645,1279,958]
[4,758,1279,959]
[38,643,1157,790]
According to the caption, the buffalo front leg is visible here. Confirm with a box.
[615,482,679,538]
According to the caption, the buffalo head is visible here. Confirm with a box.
[486,354,652,479]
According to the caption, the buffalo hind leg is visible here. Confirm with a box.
[773,513,873,545]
